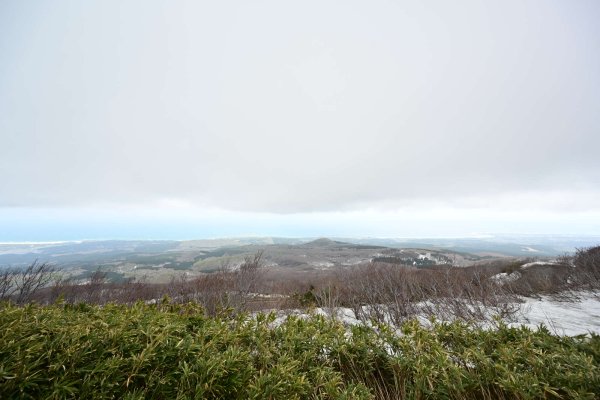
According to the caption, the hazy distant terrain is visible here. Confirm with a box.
[1,235,598,283]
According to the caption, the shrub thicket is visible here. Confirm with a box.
[1,301,598,399]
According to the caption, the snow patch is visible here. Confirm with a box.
[522,247,540,253]
[491,272,521,284]
[511,293,600,336]
[311,261,335,268]
[267,291,600,336]
[520,261,560,269]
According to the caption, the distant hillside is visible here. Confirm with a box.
[2,234,597,283]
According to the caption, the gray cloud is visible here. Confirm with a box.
[1,0,599,214]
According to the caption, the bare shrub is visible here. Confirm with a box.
[322,262,519,326]
[187,273,234,315]
[423,266,520,323]
[326,263,431,325]
[108,276,156,304]
[572,246,600,289]
[80,269,108,304]
[47,274,76,304]
[156,251,266,314]
[0,268,14,301]
[0,261,57,304]
[232,250,265,310]
[312,281,344,319]
[506,264,572,297]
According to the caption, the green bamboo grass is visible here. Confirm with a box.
[1,301,598,399]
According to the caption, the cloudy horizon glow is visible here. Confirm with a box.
[1,0,599,240]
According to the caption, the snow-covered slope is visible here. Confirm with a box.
[510,292,600,336]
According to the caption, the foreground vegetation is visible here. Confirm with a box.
[1,246,599,398]
[1,301,599,399]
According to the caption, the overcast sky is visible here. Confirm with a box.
[1,0,599,241]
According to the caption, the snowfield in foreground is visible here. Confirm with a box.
[277,291,600,337]
[512,292,600,336]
